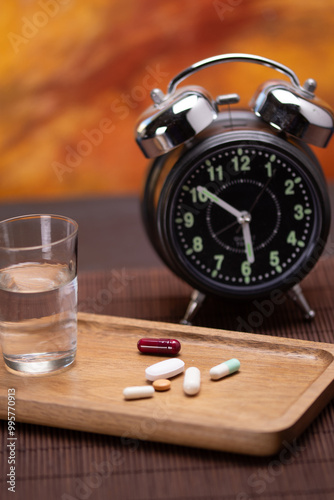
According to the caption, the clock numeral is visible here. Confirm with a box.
[183,212,194,228]
[294,204,305,220]
[213,254,224,270]
[287,230,297,246]
[211,254,224,278]
[269,250,282,273]
[192,236,203,253]
[190,187,208,203]
[287,230,305,248]
[231,154,251,172]
[264,154,276,178]
[269,250,280,267]
[285,177,303,196]
[207,165,223,182]
[284,179,295,195]
[241,260,251,284]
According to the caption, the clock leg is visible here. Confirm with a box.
[180,289,206,325]
[287,284,315,321]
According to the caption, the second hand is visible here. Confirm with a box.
[235,169,277,234]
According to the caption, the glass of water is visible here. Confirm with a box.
[0,214,78,374]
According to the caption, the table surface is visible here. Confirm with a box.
[0,186,334,500]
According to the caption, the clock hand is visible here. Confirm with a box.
[214,218,255,264]
[197,186,243,219]
[241,220,255,264]
[248,169,277,214]
[215,219,239,237]
[236,169,277,234]
[198,186,255,263]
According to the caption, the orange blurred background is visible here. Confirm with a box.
[1,0,334,202]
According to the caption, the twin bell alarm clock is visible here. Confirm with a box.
[135,54,333,324]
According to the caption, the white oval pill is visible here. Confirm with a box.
[145,358,185,381]
[183,366,201,396]
[210,358,240,380]
[123,385,155,400]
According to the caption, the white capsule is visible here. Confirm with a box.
[145,358,185,381]
[210,358,240,380]
[183,366,201,396]
[123,385,155,400]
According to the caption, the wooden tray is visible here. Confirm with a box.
[1,312,334,456]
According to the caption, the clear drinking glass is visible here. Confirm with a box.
[0,214,78,374]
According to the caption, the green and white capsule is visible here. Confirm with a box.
[210,358,240,380]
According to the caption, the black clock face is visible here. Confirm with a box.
[162,139,325,298]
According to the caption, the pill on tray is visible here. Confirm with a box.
[183,367,201,396]
[145,358,185,381]
[137,338,181,355]
[210,358,240,380]
[152,379,171,391]
[123,385,155,400]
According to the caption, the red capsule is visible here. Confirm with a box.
[137,338,181,355]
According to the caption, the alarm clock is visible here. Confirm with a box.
[135,54,333,325]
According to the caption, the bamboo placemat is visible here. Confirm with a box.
[1,258,334,500]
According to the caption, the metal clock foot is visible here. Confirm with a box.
[287,284,315,321]
[180,290,206,325]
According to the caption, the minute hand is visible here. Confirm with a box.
[241,222,255,264]
[197,186,243,219]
